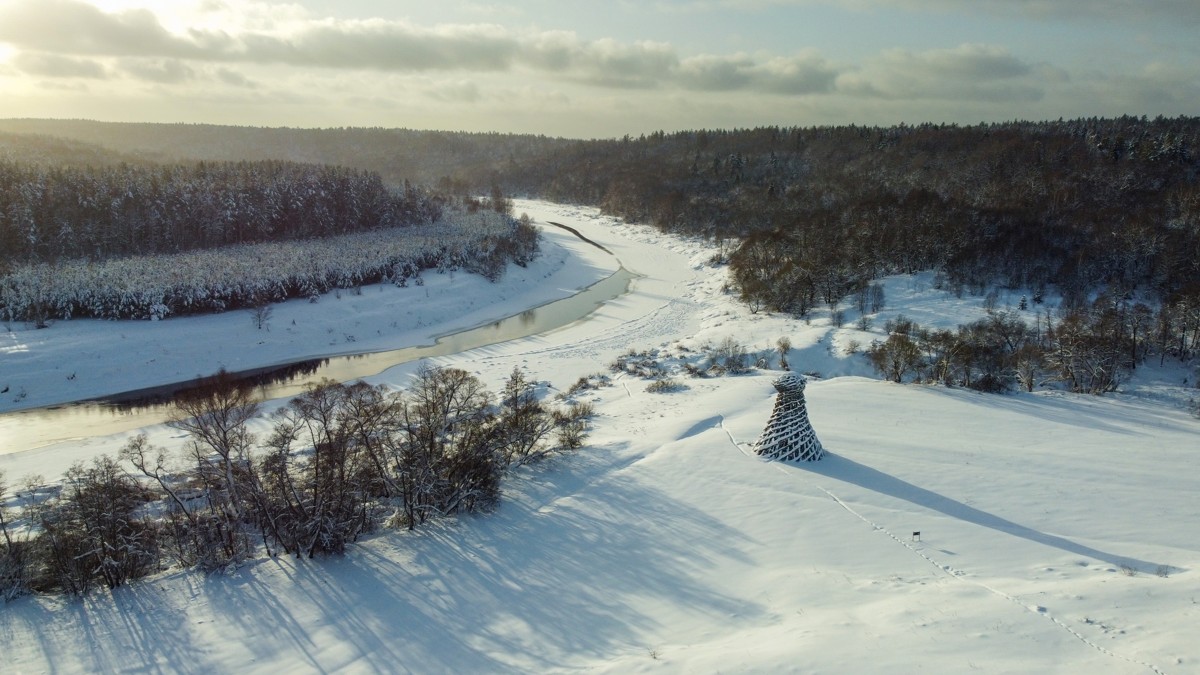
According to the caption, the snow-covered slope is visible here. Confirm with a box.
[1,201,1197,674]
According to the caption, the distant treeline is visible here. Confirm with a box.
[0,158,442,264]
[489,117,1200,310]
[0,120,570,188]
[0,136,541,323]
[4,117,1199,311]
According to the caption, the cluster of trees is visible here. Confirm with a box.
[0,366,591,598]
[866,290,1200,394]
[0,131,541,324]
[1,208,537,323]
[0,158,443,264]
[487,118,1199,317]
[5,117,1198,390]
[9,116,1197,317]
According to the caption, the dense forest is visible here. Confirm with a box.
[3,117,1199,387]
[7,116,1196,305]
[0,156,440,263]
[498,118,1199,306]
[0,132,539,323]
[478,117,1200,392]
[1,209,536,323]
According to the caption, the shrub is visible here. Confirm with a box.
[551,401,593,451]
[27,457,159,595]
[0,471,33,602]
[646,378,686,393]
[709,337,751,374]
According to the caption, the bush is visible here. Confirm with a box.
[557,373,612,400]
[0,471,32,602]
[610,349,667,379]
[551,401,593,451]
[646,378,686,393]
[866,333,923,383]
[709,337,751,375]
[26,457,159,595]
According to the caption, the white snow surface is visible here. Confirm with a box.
[1,200,1197,674]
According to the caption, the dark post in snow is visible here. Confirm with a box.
[755,372,824,462]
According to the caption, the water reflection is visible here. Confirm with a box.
[2,267,635,454]
[101,358,328,413]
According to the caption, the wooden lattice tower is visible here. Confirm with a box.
[755,372,824,462]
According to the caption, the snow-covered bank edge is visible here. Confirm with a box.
[0,217,619,414]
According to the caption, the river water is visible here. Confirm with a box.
[0,226,634,454]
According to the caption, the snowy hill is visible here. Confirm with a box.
[1,201,1197,673]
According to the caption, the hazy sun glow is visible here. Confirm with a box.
[0,0,1197,136]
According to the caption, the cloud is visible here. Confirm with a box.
[699,0,1200,24]
[35,80,92,92]
[754,54,841,94]
[120,58,195,83]
[1077,61,1200,113]
[838,44,1044,102]
[236,21,519,71]
[520,33,680,88]
[676,55,755,91]
[6,0,1188,127]
[0,0,842,96]
[12,52,107,79]
[426,80,482,103]
[674,53,839,94]
[574,38,678,80]
[0,0,202,57]
[216,67,255,88]
[892,0,1200,24]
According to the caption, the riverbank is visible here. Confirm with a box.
[0,213,619,415]
[2,200,1197,674]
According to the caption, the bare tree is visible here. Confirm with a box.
[496,367,557,467]
[170,370,260,520]
[866,333,924,383]
[776,337,791,371]
[250,303,273,331]
[168,370,260,565]
[397,366,499,528]
[0,471,32,601]
[61,456,158,590]
[869,283,886,313]
[258,380,373,557]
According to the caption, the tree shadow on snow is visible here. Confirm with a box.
[918,385,1197,437]
[0,577,212,675]
[799,453,1180,575]
[331,474,758,671]
[186,447,761,673]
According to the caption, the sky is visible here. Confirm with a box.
[0,0,1197,138]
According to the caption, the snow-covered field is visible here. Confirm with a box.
[1,200,1197,673]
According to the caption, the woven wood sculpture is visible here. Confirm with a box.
[755,372,824,462]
